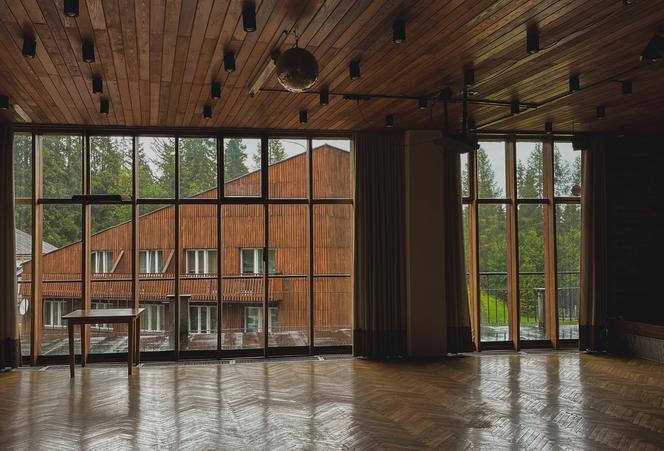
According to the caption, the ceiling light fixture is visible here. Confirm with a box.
[527,27,540,54]
[92,77,103,94]
[224,52,236,72]
[510,101,520,115]
[0,95,9,110]
[299,110,308,124]
[640,33,664,62]
[100,99,109,115]
[349,61,360,80]
[596,105,605,119]
[320,89,329,106]
[242,5,257,32]
[393,20,406,44]
[467,117,476,131]
[621,79,632,95]
[569,74,580,92]
[64,0,79,17]
[211,82,221,99]
[464,68,475,86]
[22,37,37,58]
[82,40,95,63]
[418,96,428,110]
[203,105,212,119]
[385,114,394,127]
[545,121,553,134]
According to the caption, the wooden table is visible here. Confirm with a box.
[63,308,145,377]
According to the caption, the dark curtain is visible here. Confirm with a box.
[0,124,20,368]
[579,136,608,352]
[354,132,407,358]
[441,147,473,353]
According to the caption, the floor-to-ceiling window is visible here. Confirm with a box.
[13,130,353,363]
[463,137,581,349]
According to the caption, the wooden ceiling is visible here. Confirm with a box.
[1,0,663,132]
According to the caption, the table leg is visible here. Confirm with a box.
[80,323,87,367]
[68,322,75,378]
[127,319,134,376]
[135,318,141,365]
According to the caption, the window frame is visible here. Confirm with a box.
[140,250,163,274]
[185,249,217,274]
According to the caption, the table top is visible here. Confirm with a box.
[63,308,145,319]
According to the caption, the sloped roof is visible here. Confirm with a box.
[15,229,57,257]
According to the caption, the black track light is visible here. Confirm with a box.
[320,89,329,106]
[510,101,520,115]
[82,40,95,63]
[92,77,103,94]
[100,99,109,115]
[545,121,553,134]
[0,95,9,110]
[621,79,632,95]
[393,20,406,44]
[418,96,428,110]
[203,104,212,119]
[467,117,476,131]
[569,74,580,92]
[64,0,79,17]
[299,110,308,124]
[640,34,664,62]
[464,68,475,86]
[596,105,605,120]
[439,87,453,99]
[527,28,540,54]
[223,52,236,72]
[349,61,360,80]
[22,37,37,58]
[242,5,257,32]
[211,82,221,99]
[385,114,394,127]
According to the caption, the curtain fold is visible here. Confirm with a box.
[0,124,20,368]
[579,135,608,352]
[441,146,473,354]
[353,132,407,358]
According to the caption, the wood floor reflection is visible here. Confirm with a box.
[1,352,663,450]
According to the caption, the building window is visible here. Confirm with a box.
[43,299,67,328]
[186,249,217,274]
[92,301,112,329]
[240,248,276,274]
[189,305,217,334]
[244,306,278,333]
[91,251,113,274]
[140,304,164,332]
[140,250,163,274]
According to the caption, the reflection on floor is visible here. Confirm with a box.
[482,324,579,341]
[1,352,663,449]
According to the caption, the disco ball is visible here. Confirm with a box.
[276,47,319,92]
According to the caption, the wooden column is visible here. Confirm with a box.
[468,149,481,351]
[81,132,91,364]
[307,137,314,354]
[261,136,269,357]
[217,134,223,356]
[30,133,43,365]
[543,138,559,348]
[506,138,520,350]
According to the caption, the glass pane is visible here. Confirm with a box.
[557,204,581,340]
[314,277,352,346]
[42,135,82,199]
[138,136,175,198]
[181,205,217,351]
[222,205,263,350]
[477,141,506,199]
[478,204,508,342]
[554,142,581,197]
[90,136,133,196]
[241,249,254,274]
[312,138,352,199]
[139,204,175,351]
[41,204,82,354]
[223,138,261,197]
[314,205,353,275]
[269,205,307,347]
[13,132,32,199]
[460,152,469,198]
[518,204,547,340]
[516,141,544,199]
[268,138,307,198]
[16,205,32,357]
[91,205,132,275]
[180,137,217,199]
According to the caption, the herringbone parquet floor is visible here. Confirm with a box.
[1,352,663,450]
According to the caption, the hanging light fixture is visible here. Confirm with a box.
[223,52,236,72]
[0,95,9,110]
[640,33,664,62]
[203,104,212,119]
[393,20,406,44]
[545,121,553,134]
[510,101,520,115]
[100,99,109,115]
[299,110,308,124]
[320,89,329,106]
[275,36,319,92]
[211,82,221,99]
[82,40,95,63]
[349,61,361,80]
[418,96,428,110]
[596,105,605,119]
[527,27,540,54]
[64,0,79,17]
[385,114,394,127]
[92,77,103,94]
[467,117,476,131]
[569,74,580,92]
[242,5,257,32]
[22,37,37,58]
[621,80,632,95]
[464,68,475,86]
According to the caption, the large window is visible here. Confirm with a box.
[14,131,353,362]
[464,139,581,348]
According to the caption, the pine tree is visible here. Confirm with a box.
[254,139,288,167]
[224,138,249,181]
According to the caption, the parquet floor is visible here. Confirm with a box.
[1,352,663,450]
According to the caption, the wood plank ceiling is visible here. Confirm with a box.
[0,0,663,132]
